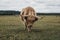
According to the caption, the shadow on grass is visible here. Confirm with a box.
[6,28,60,33]
[1,28,60,35]
[2,28,43,34]
[31,29,42,32]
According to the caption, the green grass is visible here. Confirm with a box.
[0,15,60,40]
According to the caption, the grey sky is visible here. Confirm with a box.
[0,0,60,13]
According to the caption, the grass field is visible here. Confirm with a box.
[0,15,60,40]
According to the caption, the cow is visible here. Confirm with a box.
[20,7,38,32]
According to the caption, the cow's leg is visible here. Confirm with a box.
[27,25,32,32]
[25,22,27,30]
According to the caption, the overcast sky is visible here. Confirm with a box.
[0,0,60,13]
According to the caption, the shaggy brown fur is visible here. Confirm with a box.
[20,7,38,32]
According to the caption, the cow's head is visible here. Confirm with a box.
[24,15,38,32]
[24,15,38,23]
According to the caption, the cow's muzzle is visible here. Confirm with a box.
[27,25,32,32]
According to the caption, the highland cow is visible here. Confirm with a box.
[20,7,38,32]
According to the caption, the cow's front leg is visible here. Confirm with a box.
[27,25,32,32]
[25,22,27,30]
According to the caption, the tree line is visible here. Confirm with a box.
[0,10,20,15]
[0,10,60,15]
